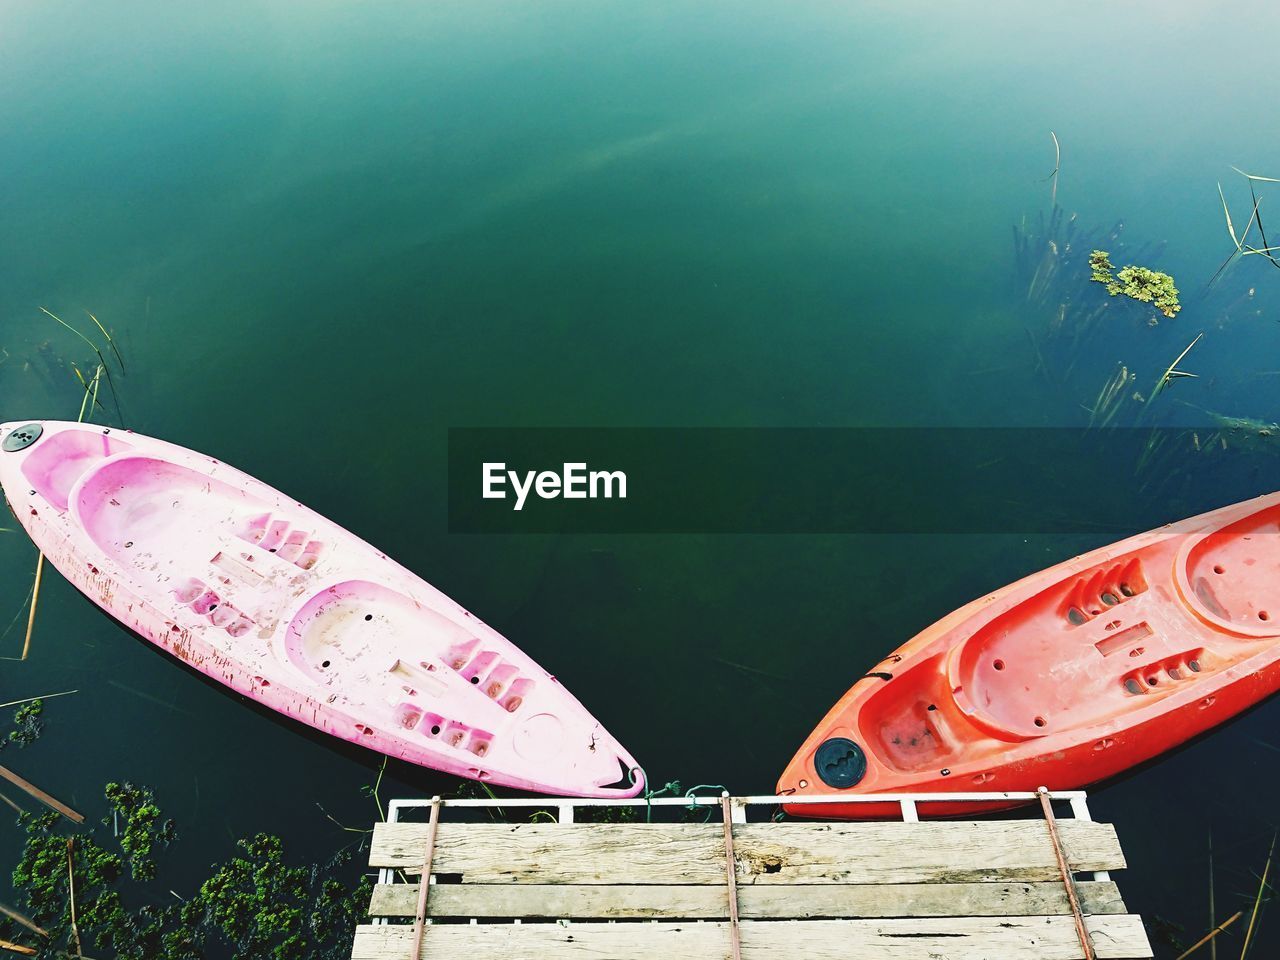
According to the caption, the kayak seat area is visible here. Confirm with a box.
[22,427,133,512]
[283,581,534,759]
[284,580,478,687]
[74,454,247,576]
[948,553,1210,741]
[1179,503,1280,638]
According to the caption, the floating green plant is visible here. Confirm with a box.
[1,699,44,751]
[0,784,371,959]
[1089,250,1115,285]
[1089,250,1181,318]
[105,781,175,881]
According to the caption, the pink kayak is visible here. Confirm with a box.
[0,421,643,798]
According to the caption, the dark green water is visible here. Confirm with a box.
[3,1,1280,955]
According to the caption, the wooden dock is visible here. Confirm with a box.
[351,789,1152,959]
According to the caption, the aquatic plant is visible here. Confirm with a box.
[0,785,372,960]
[195,833,371,960]
[1,699,44,751]
[1089,250,1181,318]
[1239,833,1276,958]
[1214,168,1280,284]
[104,781,176,881]
[1149,333,1203,404]
[1043,130,1061,208]
[1089,250,1115,285]
[1088,364,1136,429]
[1011,208,1156,377]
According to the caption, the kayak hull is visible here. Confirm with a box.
[0,421,643,798]
[778,492,1280,818]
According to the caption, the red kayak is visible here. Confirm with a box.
[778,492,1280,818]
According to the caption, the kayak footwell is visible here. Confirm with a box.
[350,789,1152,960]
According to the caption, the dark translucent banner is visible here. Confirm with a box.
[447,427,1279,534]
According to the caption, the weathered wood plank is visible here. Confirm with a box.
[368,820,1125,883]
[350,915,1153,959]
[369,879,1127,919]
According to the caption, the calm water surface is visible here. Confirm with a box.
[3,1,1280,955]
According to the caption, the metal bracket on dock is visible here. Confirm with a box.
[409,796,442,960]
[1038,787,1096,960]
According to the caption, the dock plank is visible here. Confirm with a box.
[351,915,1152,959]
[369,878,1127,918]
[369,820,1125,883]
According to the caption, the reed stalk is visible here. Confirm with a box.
[1089,363,1131,428]
[0,691,77,710]
[1148,333,1204,408]
[1239,833,1276,959]
[38,307,99,359]
[66,840,82,958]
[1045,131,1061,208]
[22,338,112,659]
[41,307,123,424]
[1175,911,1242,960]
[0,766,83,823]
[1210,831,1217,960]
[19,556,43,663]
[84,312,125,372]
[0,905,46,940]
[372,757,388,822]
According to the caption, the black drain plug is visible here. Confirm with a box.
[814,737,867,789]
[3,424,42,452]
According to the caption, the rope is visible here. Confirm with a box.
[683,783,730,822]
[628,768,729,822]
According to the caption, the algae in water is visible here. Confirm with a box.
[1089,250,1181,318]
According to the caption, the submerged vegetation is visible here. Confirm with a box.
[1012,143,1280,514]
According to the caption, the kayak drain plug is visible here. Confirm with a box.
[814,737,867,789]
[3,424,42,452]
